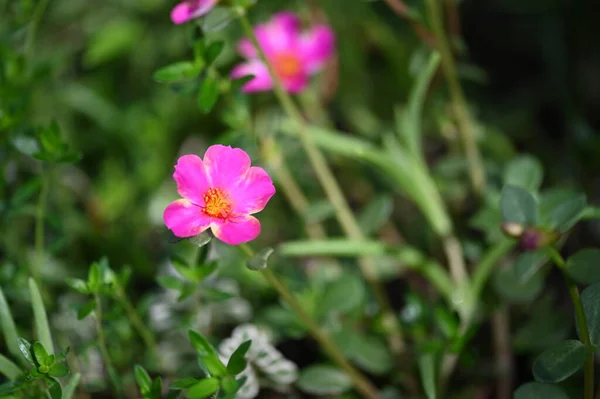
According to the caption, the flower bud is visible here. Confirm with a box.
[519,227,558,251]
[501,222,525,238]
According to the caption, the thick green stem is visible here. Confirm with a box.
[94,294,123,398]
[425,0,486,196]
[237,9,405,356]
[239,244,380,399]
[548,247,594,399]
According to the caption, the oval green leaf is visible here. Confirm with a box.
[579,282,600,346]
[514,382,569,399]
[504,155,543,192]
[492,265,543,304]
[532,340,589,382]
[566,249,600,285]
[297,365,352,395]
[500,185,537,225]
[321,274,365,314]
[185,377,220,398]
[541,192,586,232]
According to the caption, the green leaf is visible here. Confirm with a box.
[400,51,441,159]
[0,287,21,360]
[87,263,101,293]
[157,276,185,291]
[29,278,54,355]
[134,365,152,392]
[500,185,537,225]
[205,41,225,65]
[247,247,274,271]
[188,330,227,377]
[346,333,392,375]
[504,155,544,192]
[357,195,394,235]
[201,7,234,32]
[321,274,365,314]
[566,249,600,285]
[297,365,352,395]
[46,376,62,399]
[226,340,251,375]
[514,250,547,280]
[540,192,586,232]
[279,239,387,257]
[77,299,96,320]
[579,282,600,346]
[514,382,569,399]
[201,288,236,302]
[170,378,201,390]
[48,363,69,378]
[418,354,437,399]
[0,354,22,380]
[150,377,162,397]
[66,279,89,294]
[188,231,212,248]
[62,373,81,399]
[532,340,589,383]
[153,61,201,83]
[9,178,41,206]
[185,377,220,398]
[33,342,49,366]
[17,338,35,366]
[493,265,543,303]
[198,75,220,113]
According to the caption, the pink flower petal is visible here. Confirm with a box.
[254,12,300,57]
[231,60,273,92]
[282,73,309,93]
[299,25,335,74]
[203,145,251,191]
[230,166,276,214]
[170,0,218,25]
[211,215,261,245]
[164,199,212,237]
[173,155,211,205]
[237,38,257,59]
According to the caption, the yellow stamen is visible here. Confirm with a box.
[202,188,233,219]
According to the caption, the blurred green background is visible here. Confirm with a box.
[2,0,600,396]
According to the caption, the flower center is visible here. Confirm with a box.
[273,53,301,78]
[202,188,233,219]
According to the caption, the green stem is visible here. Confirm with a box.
[94,294,123,398]
[34,170,50,285]
[114,286,162,369]
[25,0,51,57]
[239,244,380,399]
[425,0,486,196]
[236,9,405,356]
[439,239,516,391]
[548,247,594,399]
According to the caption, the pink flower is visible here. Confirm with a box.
[231,11,335,93]
[164,145,276,245]
[170,0,218,24]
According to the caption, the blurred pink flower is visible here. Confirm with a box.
[231,11,335,93]
[164,145,276,245]
[170,0,218,24]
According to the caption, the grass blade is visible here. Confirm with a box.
[62,372,81,399]
[28,278,54,354]
[0,354,22,380]
[0,287,20,360]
